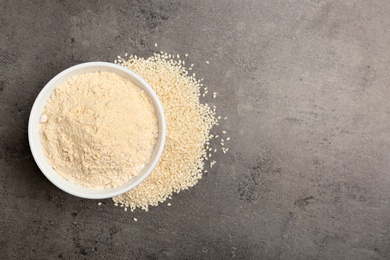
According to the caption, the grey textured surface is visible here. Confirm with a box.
[1,0,390,259]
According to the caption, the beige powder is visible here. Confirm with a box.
[40,71,158,189]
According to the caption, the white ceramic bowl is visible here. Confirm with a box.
[28,62,166,199]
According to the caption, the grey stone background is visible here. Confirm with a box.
[1,0,390,259]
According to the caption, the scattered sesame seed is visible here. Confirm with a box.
[210,161,216,168]
[98,202,102,206]
[206,61,209,64]
[222,130,226,134]
[227,137,231,141]
[167,203,171,206]
[224,117,228,120]
[124,207,128,211]
[134,218,138,222]
[155,43,158,47]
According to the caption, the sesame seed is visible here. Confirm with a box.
[111,51,219,212]
[206,61,209,64]
[155,43,157,47]
[98,202,102,206]
[167,203,172,206]
[210,161,216,168]
[134,218,138,222]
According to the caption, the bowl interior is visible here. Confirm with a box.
[28,62,166,199]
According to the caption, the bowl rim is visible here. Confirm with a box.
[28,61,166,199]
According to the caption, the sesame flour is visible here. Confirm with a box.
[40,71,158,189]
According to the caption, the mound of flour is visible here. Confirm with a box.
[40,71,158,189]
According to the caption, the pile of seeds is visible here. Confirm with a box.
[112,51,225,211]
